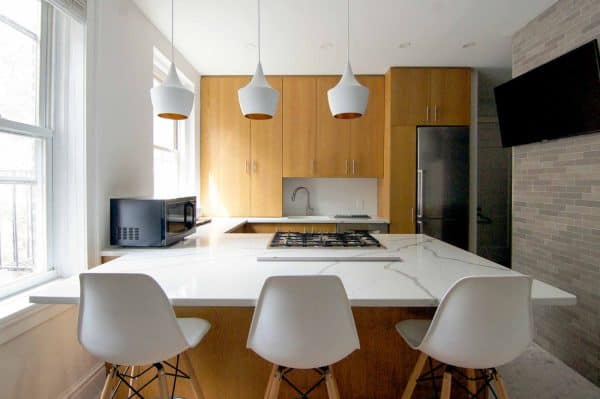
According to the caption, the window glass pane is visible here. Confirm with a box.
[0,131,48,287]
[154,148,179,198]
[0,0,41,125]
[153,78,177,150]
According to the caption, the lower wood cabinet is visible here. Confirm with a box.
[230,223,337,233]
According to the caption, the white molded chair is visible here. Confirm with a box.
[78,273,210,399]
[247,275,360,399]
[397,275,533,399]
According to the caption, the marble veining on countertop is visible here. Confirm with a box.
[29,219,576,308]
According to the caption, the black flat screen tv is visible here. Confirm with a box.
[495,40,600,147]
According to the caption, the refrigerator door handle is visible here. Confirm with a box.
[417,169,424,218]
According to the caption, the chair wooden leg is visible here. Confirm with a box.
[128,365,137,398]
[493,371,510,399]
[263,365,278,399]
[440,371,452,399]
[157,367,170,399]
[182,351,206,399]
[100,367,117,399]
[325,366,341,399]
[267,366,282,399]
[401,352,428,399]
[466,368,477,396]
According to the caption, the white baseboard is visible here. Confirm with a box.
[59,362,106,399]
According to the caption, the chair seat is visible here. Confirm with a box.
[177,318,211,348]
[395,319,431,349]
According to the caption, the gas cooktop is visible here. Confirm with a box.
[268,231,383,248]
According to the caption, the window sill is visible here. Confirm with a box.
[0,278,72,345]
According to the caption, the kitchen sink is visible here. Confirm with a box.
[284,216,333,221]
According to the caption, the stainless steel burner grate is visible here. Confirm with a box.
[268,231,382,248]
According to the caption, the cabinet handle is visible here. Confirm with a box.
[434,105,438,122]
[252,160,257,173]
[352,160,356,175]
[345,160,349,175]
[245,160,249,174]
[426,105,430,121]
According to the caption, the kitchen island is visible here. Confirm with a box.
[30,218,575,399]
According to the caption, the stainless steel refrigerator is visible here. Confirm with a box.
[416,126,469,250]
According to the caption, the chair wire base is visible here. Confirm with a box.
[109,354,191,399]
[277,365,330,399]
[416,359,501,399]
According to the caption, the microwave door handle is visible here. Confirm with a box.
[183,202,194,229]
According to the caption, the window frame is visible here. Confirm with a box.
[152,49,196,199]
[0,1,56,299]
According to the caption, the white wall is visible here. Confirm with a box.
[283,178,378,216]
[0,2,201,399]
[87,0,200,261]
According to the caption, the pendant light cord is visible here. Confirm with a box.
[347,0,350,63]
[171,0,174,62]
[257,0,261,63]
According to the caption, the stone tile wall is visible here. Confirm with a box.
[511,0,600,385]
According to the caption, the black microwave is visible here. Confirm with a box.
[110,196,196,247]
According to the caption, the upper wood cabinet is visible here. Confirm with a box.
[200,76,283,217]
[250,77,283,216]
[350,76,384,177]
[389,67,471,126]
[316,76,351,177]
[282,77,317,177]
[429,68,471,126]
[201,76,251,216]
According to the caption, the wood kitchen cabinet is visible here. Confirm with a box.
[200,76,282,217]
[201,76,251,216]
[314,75,384,178]
[282,77,317,177]
[316,76,351,177]
[389,67,471,126]
[350,76,384,177]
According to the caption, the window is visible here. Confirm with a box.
[0,0,53,296]
[153,49,197,199]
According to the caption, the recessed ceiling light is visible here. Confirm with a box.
[397,41,411,49]
[462,41,476,49]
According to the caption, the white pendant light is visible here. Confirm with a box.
[328,0,368,119]
[150,0,194,120]
[238,0,279,120]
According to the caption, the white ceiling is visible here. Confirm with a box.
[131,0,555,76]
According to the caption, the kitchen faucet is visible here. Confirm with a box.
[291,186,314,216]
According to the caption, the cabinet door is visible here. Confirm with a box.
[429,68,471,125]
[282,77,317,177]
[389,126,416,233]
[389,68,431,126]
[316,76,351,177]
[350,76,384,177]
[216,77,251,216]
[251,77,283,217]
[200,77,220,215]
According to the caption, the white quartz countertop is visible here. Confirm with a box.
[30,218,576,307]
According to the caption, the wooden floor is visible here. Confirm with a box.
[112,306,451,399]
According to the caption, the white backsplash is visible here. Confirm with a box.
[283,178,378,216]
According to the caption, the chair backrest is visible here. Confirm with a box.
[247,275,360,369]
[78,273,189,365]
[418,275,533,369]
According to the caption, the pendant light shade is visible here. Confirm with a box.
[150,0,194,120]
[151,63,194,120]
[328,0,368,119]
[238,0,279,120]
[328,62,369,119]
[239,63,279,120]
